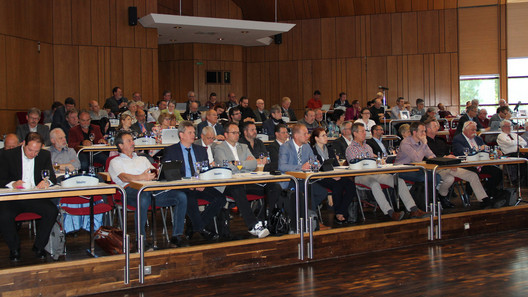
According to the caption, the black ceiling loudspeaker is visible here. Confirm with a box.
[128,7,138,26]
[274,33,282,44]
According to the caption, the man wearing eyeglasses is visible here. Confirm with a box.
[194,126,216,164]
[366,125,389,156]
[213,122,270,238]
[330,121,353,159]
[16,108,51,146]
[197,109,225,141]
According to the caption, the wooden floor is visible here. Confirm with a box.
[85,228,528,297]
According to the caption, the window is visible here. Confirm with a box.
[459,75,499,114]
[508,58,528,106]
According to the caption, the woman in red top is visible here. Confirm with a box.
[345,100,361,121]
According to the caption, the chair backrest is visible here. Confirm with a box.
[60,195,104,205]
[105,154,120,171]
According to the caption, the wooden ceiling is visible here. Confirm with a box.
[231,0,457,21]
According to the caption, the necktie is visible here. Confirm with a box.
[297,147,302,165]
[186,148,195,176]
[140,123,146,133]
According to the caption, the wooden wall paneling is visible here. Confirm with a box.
[307,0,321,19]
[103,47,112,101]
[72,0,92,45]
[417,10,440,54]
[364,16,372,57]
[134,0,147,48]
[299,60,313,110]
[0,1,8,35]
[291,20,303,61]
[214,0,229,18]
[424,54,433,105]
[407,54,425,102]
[402,55,409,100]
[387,56,399,104]
[313,59,334,104]
[433,0,445,10]
[278,29,292,61]
[146,0,158,14]
[146,28,158,49]
[500,49,508,101]
[264,43,279,62]
[345,58,363,103]
[412,0,428,11]
[52,0,72,44]
[220,45,233,62]
[301,19,321,60]
[268,61,280,106]
[335,16,357,58]
[91,0,111,46]
[229,0,242,19]
[438,9,446,52]
[355,16,363,57]
[13,0,29,40]
[116,0,136,47]
[78,46,99,108]
[395,0,413,12]
[401,12,418,54]
[110,47,124,93]
[319,0,339,17]
[195,0,213,17]
[5,37,38,110]
[336,58,347,96]
[0,35,6,108]
[292,0,309,20]
[458,0,498,7]
[53,44,80,103]
[397,55,405,99]
[152,48,159,101]
[444,9,457,52]
[140,49,154,102]
[321,18,336,59]
[391,13,403,55]
[359,16,367,57]
[97,47,107,102]
[246,63,260,102]
[36,42,53,108]
[366,56,387,98]
[109,0,118,46]
[370,14,392,57]
[458,6,499,75]
[450,53,460,106]
[435,53,453,107]
[31,0,53,43]
[123,48,141,100]
[445,0,457,9]
[233,45,243,62]
[384,0,397,13]
[355,0,376,15]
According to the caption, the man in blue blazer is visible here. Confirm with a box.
[279,124,328,210]
[452,121,503,200]
[163,121,226,241]
[196,109,224,140]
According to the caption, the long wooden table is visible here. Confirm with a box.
[286,164,430,259]
[414,157,528,240]
[127,172,300,284]
[77,143,173,166]
[0,183,126,258]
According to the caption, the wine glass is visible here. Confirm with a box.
[41,169,50,184]
[234,160,243,172]
[88,166,95,176]
[463,148,470,158]
[264,152,271,165]
[194,162,202,178]
[53,162,60,173]
[89,133,95,143]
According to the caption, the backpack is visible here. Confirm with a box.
[45,212,66,260]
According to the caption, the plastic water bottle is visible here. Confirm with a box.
[376,153,382,168]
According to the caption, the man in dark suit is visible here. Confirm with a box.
[330,121,353,159]
[182,101,201,122]
[130,109,154,137]
[366,124,389,156]
[267,124,289,172]
[163,121,225,241]
[253,99,270,122]
[0,132,58,261]
[262,105,286,140]
[280,97,297,121]
[196,109,225,140]
[16,108,51,146]
[452,121,503,200]
[51,97,76,130]
[455,105,482,136]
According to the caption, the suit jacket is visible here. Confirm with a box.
[68,124,104,149]
[366,138,388,156]
[262,118,285,140]
[196,121,224,138]
[278,139,316,172]
[51,105,66,131]
[130,121,154,136]
[311,145,339,166]
[330,136,350,158]
[0,146,56,188]
[452,133,485,156]
[489,114,506,131]
[253,109,270,122]
[16,124,51,146]
[456,114,482,135]
[267,140,281,172]
[239,136,270,171]
[162,142,208,178]
[281,107,297,121]
[213,141,257,172]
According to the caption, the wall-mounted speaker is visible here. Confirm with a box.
[128,7,137,26]
[274,33,282,44]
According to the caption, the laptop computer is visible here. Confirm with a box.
[156,160,182,181]
[175,103,186,111]
[161,129,180,144]
[321,104,331,112]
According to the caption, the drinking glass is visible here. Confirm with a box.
[41,169,50,184]
[194,162,202,178]
[89,133,95,143]
[463,148,470,158]
[53,162,60,173]
[234,160,243,172]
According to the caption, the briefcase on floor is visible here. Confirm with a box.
[425,157,461,165]
[94,226,123,255]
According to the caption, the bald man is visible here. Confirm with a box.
[88,100,108,120]
[3,134,20,150]
[196,109,224,140]
[253,99,270,122]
